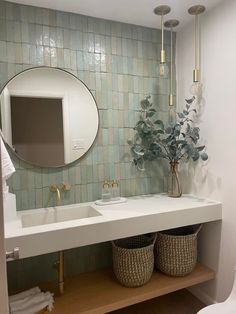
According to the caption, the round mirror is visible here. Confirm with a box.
[0,67,99,167]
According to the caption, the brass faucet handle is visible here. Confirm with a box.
[62,183,71,191]
[50,184,59,192]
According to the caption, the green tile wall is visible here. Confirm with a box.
[1,1,176,291]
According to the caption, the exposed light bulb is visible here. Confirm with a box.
[158,63,169,77]
[190,81,202,96]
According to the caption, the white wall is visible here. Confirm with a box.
[177,0,236,303]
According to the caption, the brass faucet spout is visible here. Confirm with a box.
[50,184,61,206]
[56,188,61,206]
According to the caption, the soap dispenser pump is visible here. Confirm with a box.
[102,180,111,202]
[111,180,120,201]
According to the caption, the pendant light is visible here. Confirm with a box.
[188,5,206,96]
[164,19,179,125]
[154,5,171,77]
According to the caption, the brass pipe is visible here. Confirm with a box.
[58,251,64,295]
[54,251,65,295]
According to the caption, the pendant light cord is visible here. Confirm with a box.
[195,15,199,70]
[170,26,173,94]
[161,14,164,50]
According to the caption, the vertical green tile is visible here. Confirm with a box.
[0,41,7,62]
[0,2,6,20]
[2,2,170,240]
[40,8,48,24]
[0,20,6,41]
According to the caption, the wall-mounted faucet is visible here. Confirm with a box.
[50,184,61,206]
[50,183,71,206]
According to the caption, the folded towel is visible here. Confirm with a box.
[0,136,15,194]
[10,292,47,312]
[11,296,54,314]
[9,287,41,303]
[9,289,54,314]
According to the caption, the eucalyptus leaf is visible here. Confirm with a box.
[176,140,187,145]
[165,127,172,134]
[185,97,195,104]
[177,113,185,119]
[186,123,190,133]
[141,97,151,110]
[174,129,180,136]
[197,145,205,152]
[201,152,208,161]
[154,120,164,128]
[146,111,156,118]
[192,154,200,161]
[137,158,145,171]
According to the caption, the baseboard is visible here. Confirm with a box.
[188,286,217,306]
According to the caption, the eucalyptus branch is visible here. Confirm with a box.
[128,96,208,170]
[157,140,171,161]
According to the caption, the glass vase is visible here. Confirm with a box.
[168,161,182,198]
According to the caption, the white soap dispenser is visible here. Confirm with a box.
[102,180,111,202]
[111,180,120,201]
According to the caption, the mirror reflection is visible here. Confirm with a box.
[0,67,99,167]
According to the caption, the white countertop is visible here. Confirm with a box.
[5,194,222,259]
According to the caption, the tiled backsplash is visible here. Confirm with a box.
[1,1,176,210]
[1,1,176,291]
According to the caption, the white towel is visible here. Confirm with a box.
[9,289,54,314]
[0,136,15,194]
[9,287,41,303]
[11,297,54,314]
[10,292,47,311]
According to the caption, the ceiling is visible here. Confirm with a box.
[8,0,224,30]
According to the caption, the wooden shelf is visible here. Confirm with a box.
[42,263,214,314]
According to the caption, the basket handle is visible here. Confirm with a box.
[142,233,157,245]
[152,233,157,244]
[194,224,203,236]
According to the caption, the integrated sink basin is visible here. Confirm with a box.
[4,195,222,259]
[21,205,102,228]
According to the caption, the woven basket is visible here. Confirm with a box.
[155,224,202,277]
[112,233,156,287]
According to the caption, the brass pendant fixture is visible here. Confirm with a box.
[164,19,179,125]
[154,5,171,77]
[164,19,179,107]
[188,5,206,96]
